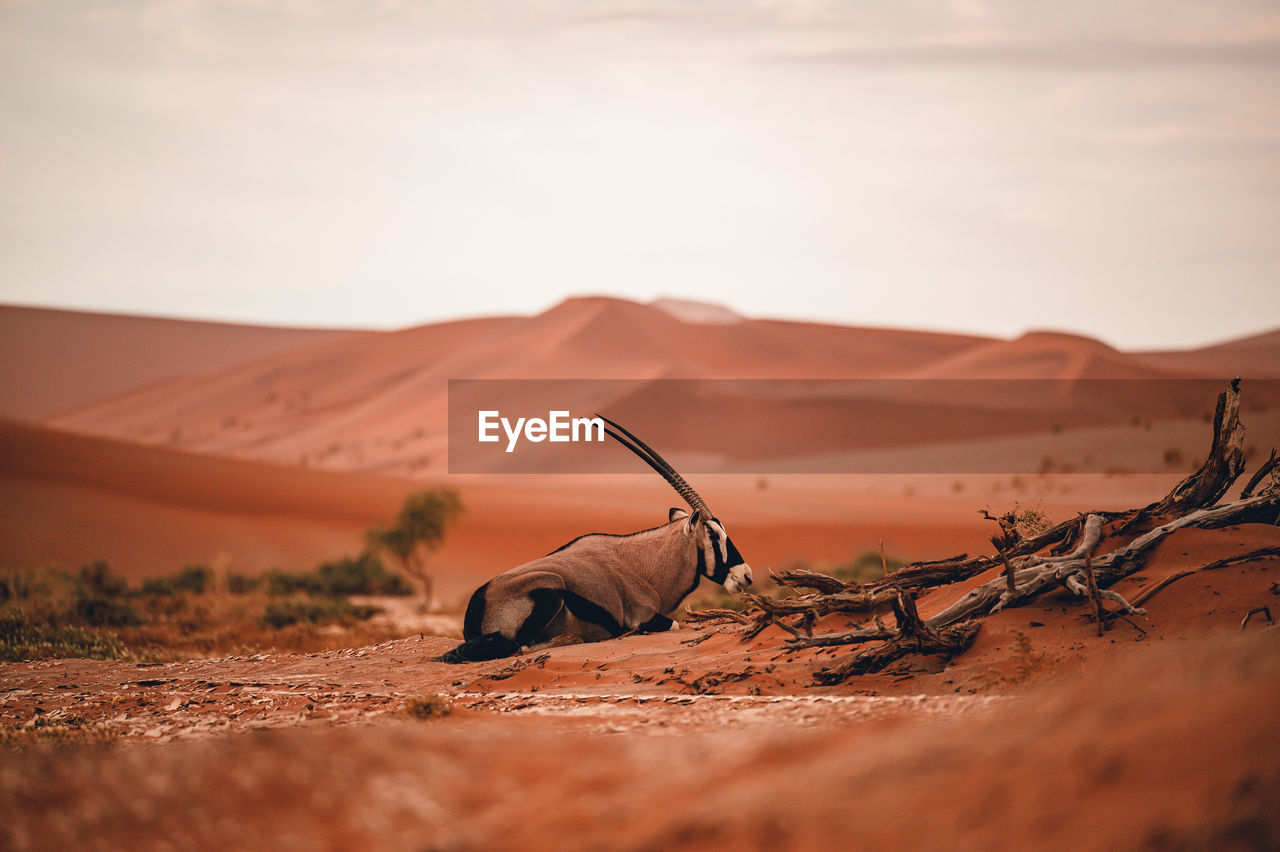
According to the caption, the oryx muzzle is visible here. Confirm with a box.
[435,416,753,663]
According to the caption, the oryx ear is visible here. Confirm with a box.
[669,507,690,523]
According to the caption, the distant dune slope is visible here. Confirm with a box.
[0,418,410,576]
[1136,328,1280,379]
[0,305,359,420]
[0,418,1005,589]
[46,297,994,472]
[29,296,1280,478]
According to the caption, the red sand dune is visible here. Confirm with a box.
[47,295,999,476]
[1137,328,1280,378]
[40,297,1280,480]
[0,304,356,420]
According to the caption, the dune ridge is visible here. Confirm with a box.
[0,304,359,420]
[41,296,1278,479]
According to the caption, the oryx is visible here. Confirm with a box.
[435,416,752,663]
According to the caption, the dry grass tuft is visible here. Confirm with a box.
[403,694,454,719]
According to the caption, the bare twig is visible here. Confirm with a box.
[1131,546,1280,608]
[783,626,897,650]
[1241,606,1274,631]
[1082,552,1105,635]
[682,607,750,626]
[769,567,848,595]
[1240,449,1278,499]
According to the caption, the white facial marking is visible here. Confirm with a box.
[708,520,729,563]
[725,564,753,595]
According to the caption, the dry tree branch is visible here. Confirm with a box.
[690,380,1276,684]
[1081,551,1105,636]
[1240,607,1274,631]
[682,606,751,627]
[769,567,849,595]
[1130,546,1280,608]
[1240,449,1278,500]
[813,592,980,683]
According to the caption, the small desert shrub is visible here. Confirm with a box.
[1008,501,1052,538]
[74,595,141,627]
[138,564,213,597]
[173,565,212,594]
[139,577,176,596]
[262,554,410,598]
[78,560,129,598]
[225,572,262,595]
[830,550,906,585]
[260,599,381,629]
[264,570,324,596]
[403,694,453,719]
[1,554,414,661]
[0,713,119,749]
[0,609,128,661]
[1010,629,1048,684]
[314,553,412,597]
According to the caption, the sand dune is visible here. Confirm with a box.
[0,418,409,577]
[1137,328,1280,378]
[44,296,1276,479]
[0,304,357,420]
[46,297,1001,474]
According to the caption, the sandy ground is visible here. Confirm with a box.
[2,524,1277,850]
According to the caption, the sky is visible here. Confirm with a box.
[2,1,1279,350]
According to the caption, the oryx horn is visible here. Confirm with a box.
[595,414,710,520]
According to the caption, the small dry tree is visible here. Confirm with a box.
[367,489,464,609]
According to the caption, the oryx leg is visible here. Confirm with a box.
[636,613,679,633]
[515,587,566,649]
[525,633,586,653]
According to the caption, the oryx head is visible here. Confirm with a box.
[598,415,754,595]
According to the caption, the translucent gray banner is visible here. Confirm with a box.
[448,379,1280,474]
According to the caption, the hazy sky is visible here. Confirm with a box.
[3,1,1279,349]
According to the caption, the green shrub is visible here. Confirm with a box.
[78,560,128,597]
[260,599,381,629]
[139,577,176,596]
[829,550,906,585]
[259,554,410,598]
[74,595,141,627]
[173,565,212,594]
[226,572,262,594]
[315,552,412,596]
[0,609,128,661]
[139,565,212,597]
[264,570,323,596]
